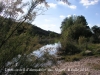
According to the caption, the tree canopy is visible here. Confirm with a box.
[61,15,92,40]
[0,0,69,22]
[59,15,93,55]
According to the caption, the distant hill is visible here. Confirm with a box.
[0,16,60,36]
[0,16,60,63]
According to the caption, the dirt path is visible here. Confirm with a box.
[46,57,100,75]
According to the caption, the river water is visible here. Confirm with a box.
[32,42,61,57]
[6,42,61,66]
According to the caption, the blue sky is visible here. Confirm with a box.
[32,0,100,33]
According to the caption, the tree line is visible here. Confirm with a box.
[58,15,100,61]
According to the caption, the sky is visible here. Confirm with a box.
[31,0,100,33]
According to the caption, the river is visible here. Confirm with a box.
[32,42,61,57]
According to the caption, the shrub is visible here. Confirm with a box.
[65,54,82,62]
[94,48,100,55]
[78,36,88,50]
[80,50,94,56]
[78,36,87,45]
[63,41,81,55]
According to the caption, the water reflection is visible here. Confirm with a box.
[6,42,61,68]
[32,42,61,57]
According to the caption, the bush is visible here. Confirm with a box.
[86,44,100,56]
[63,41,81,55]
[78,36,88,50]
[78,36,87,45]
[80,50,94,56]
[94,48,100,55]
[65,54,82,62]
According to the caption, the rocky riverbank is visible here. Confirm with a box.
[43,56,100,75]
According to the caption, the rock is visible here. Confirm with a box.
[85,50,92,53]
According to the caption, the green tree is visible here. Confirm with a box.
[61,15,92,40]
[74,15,88,26]
[0,0,70,74]
[60,15,74,33]
[60,15,92,56]
[0,0,69,48]
[91,25,100,43]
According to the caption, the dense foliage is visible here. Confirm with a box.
[0,16,60,75]
[58,15,100,60]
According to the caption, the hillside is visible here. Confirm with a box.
[0,16,60,68]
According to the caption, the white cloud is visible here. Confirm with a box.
[58,1,77,9]
[58,1,67,6]
[97,24,100,26]
[67,15,71,18]
[37,3,57,9]
[68,5,77,9]
[44,19,51,22]
[39,24,56,32]
[37,4,45,7]
[73,14,76,16]
[67,14,76,18]
[59,15,65,19]
[40,24,55,28]
[37,23,61,33]
[80,0,99,8]
[48,3,57,8]
[88,24,91,25]
[88,24,93,28]
[88,24,100,28]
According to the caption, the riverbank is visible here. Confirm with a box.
[42,56,100,75]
